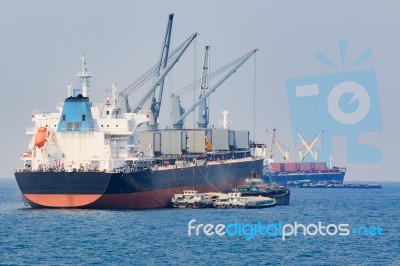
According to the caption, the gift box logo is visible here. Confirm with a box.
[286,39,382,163]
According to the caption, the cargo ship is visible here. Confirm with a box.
[257,129,346,187]
[264,161,346,187]
[14,15,262,209]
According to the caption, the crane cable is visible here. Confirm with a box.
[121,37,192,96]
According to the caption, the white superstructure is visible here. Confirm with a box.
[21,59,151,173]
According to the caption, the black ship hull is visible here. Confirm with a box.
[15,159,263,209]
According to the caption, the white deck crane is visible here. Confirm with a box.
[171,48,258,129]
[296,130,323,161]
[266,129,290,162]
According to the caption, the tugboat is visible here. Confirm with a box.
[212,191,276,209]
[170,190,276,209]
[236,178,290,205]
[170,190,213,208]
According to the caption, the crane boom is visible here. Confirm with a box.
[172,48,258,129]
[197,46,210,128]
[130,32,198,113]
[266,129,290,162]
[148,13,174,130]
[269,128,276,159]
[296,130,323,161]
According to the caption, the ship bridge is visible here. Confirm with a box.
[57,95,95,132]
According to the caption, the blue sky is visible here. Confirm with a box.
[1,0,398,181]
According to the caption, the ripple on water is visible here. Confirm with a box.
[0,179,399,265]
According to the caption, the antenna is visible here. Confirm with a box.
[219,109,232,129]
[77,54,93,98]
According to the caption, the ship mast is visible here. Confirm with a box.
[219,109,232,129]
[77,54,93,97]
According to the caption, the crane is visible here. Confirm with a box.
[296,130,323,161]
[197,46,210,129]
[266,129,290,162]
[171,48,258,129]
[269,128,276,159]
[130,33,197,114]
[148,13,174,130]
[117,14,197,116]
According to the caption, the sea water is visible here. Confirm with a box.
[0,178,399,265]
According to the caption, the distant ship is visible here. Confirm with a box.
[265,161,346,186]
[14,14,262,209]
[253,129,346,187]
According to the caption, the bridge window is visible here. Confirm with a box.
[62,115,66,121]
[74,123,80,131]
[82,115,86,121]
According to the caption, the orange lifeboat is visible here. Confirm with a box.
[35,127,48,148]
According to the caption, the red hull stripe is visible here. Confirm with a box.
[24,194,102,207]
[89,182,244,209]
[24,180,245,209]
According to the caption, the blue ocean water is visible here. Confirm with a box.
[0,178,399,265]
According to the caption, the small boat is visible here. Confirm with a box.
[212,191,276,209]
[292,182,383,189]
[366,184,383,189]
[236,178,290,205]
[170,190,276,209]
[170,190,213,208]
[344,183,383,189]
